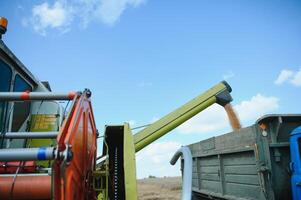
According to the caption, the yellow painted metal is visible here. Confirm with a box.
[97,192,104,200]
[27,114,59,167]
[134,81,231,152]
[96,138,109,200]
[123,123,138,200]
[94,170,108,200]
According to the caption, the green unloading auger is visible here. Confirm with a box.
[97,81,233,200]
[134,81,232,152]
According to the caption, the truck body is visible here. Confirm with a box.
[188,114,301,200]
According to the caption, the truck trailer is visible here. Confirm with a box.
[177,115,301,200]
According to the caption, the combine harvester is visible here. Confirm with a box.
[1,16,300,200]
[0,17,234,200]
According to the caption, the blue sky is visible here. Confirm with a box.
[1,0,301,178]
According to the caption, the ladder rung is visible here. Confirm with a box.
[2,132,58,139]
[0,147,55,161]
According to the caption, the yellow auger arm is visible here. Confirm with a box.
[134,81,232,152]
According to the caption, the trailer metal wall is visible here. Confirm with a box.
[188,115,301,200]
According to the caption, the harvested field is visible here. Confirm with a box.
[137,177,182,200]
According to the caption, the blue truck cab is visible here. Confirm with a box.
[290,126,301,200]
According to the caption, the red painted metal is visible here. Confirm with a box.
[0,175,51,199]
[20,91,30,100]
[0,161,36,173]
[67,91,76,100]
[54,92,98,200]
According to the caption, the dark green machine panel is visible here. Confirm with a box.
[188,114,301,200]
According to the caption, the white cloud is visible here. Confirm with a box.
[274,69,293,85]
[274,68,301,87]
[291,69,301,86]
[235,94,279,121]
[95,0,145,26]
[27,1,73,35]
[178,94,279,134]
[136,141,182,178]
[223,71,235,80]
[23,0,146,35]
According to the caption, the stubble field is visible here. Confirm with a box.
[137,177,182,200]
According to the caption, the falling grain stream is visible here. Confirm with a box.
[224,103,241,131]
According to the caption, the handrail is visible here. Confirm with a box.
[0,147,55,161]
[0,91,78,101]
[2,132,58,139]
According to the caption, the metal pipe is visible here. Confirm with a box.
[170,146,192,200]
[0,147,55,161]
[3,131,58,139]
[0,173,50,177]
[0,175,51,200]
[0,91,78,101]
[134,81,232,152]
